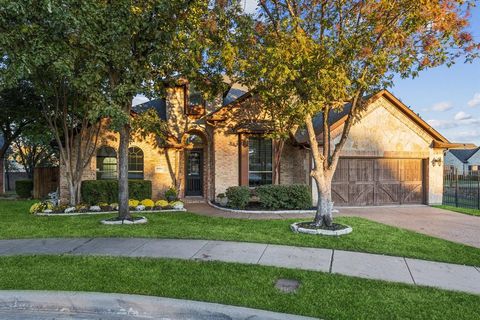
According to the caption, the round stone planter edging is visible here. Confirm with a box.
[290,222,353,236]
[208,201,333,215]
[35,208,187,217]
[101,216,148,225]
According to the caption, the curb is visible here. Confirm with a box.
[0,290,317,320]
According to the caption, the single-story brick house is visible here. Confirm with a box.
[444,147,480,175]
[59,83,465,206]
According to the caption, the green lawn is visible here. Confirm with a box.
[0,255,478,320]
[2,200,480,266]
[434,205,480,217]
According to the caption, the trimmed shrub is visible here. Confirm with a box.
[165,186,178,201]
[256,184,312,210]
[225,186,250,209]
[129,180,152,201]
[16,180,33,198]
[80,180,152,204]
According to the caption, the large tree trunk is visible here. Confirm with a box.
[165,148,181,191]
[304,94,362,227]
[118,119,131,219]
[67,179,81,207]
[312,172,334,227]
[272,139,284,185]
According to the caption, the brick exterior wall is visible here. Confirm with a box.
[279,143,309,185]
[212,127,239,196]
[59,129,179,203]
[58,89,446,206]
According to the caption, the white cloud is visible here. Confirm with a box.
[427,116,480,130]
[454,111,472,121]
[448,129,480,144]
[431,101,452,112]
[427,119,457,129]
[467,93,480,107]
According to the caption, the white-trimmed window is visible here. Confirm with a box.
[96,146,117,180]
[128,146,144,179]
[248,137,272,186]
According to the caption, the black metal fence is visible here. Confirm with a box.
[443,168,480,209]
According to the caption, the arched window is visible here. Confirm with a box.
[128,146,144,179]
[185,133,204,147]
[96,146,117,180]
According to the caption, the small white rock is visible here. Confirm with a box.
[89,205,101,212]
[135,205,146,211]
[43,209,53,213]
[64,207,76,214]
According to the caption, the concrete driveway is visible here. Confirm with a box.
[338,205,480,248]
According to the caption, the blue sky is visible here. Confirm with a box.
[134,2,480,145]
[390,5,480,146]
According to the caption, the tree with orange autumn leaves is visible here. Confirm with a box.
[228,0,479,227]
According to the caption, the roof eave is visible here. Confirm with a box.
[432,141,477,149]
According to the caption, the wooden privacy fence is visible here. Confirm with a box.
[34,167,59,199]
[443,168,480,209]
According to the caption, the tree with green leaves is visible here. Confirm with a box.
[2,0,242,212]
[230,0,478,227]
[11,125,58,179]
[80,0,242,219]
[1,1,107,205]
[0,81,42,182]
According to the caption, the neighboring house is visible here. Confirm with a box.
[59,85,464,206]
[445,147,480,175]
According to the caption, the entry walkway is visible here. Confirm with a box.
[1,238,479,295]
[0,290,315,319]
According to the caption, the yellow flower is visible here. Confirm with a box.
[141,199,154,207]
[155,200,169,208]
[128,199,140,207]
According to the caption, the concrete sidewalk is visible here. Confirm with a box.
[0,290,316,319]
[1,238,479,295]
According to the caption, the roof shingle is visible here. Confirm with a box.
[449,147,480,163]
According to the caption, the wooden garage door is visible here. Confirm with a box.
[332,158,425,206]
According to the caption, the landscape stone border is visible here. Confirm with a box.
[101,216,148,225]
[35,208,187,217]
[208,201,335,215]
[290,222,353,236]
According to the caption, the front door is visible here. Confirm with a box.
[185,150,203,196]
